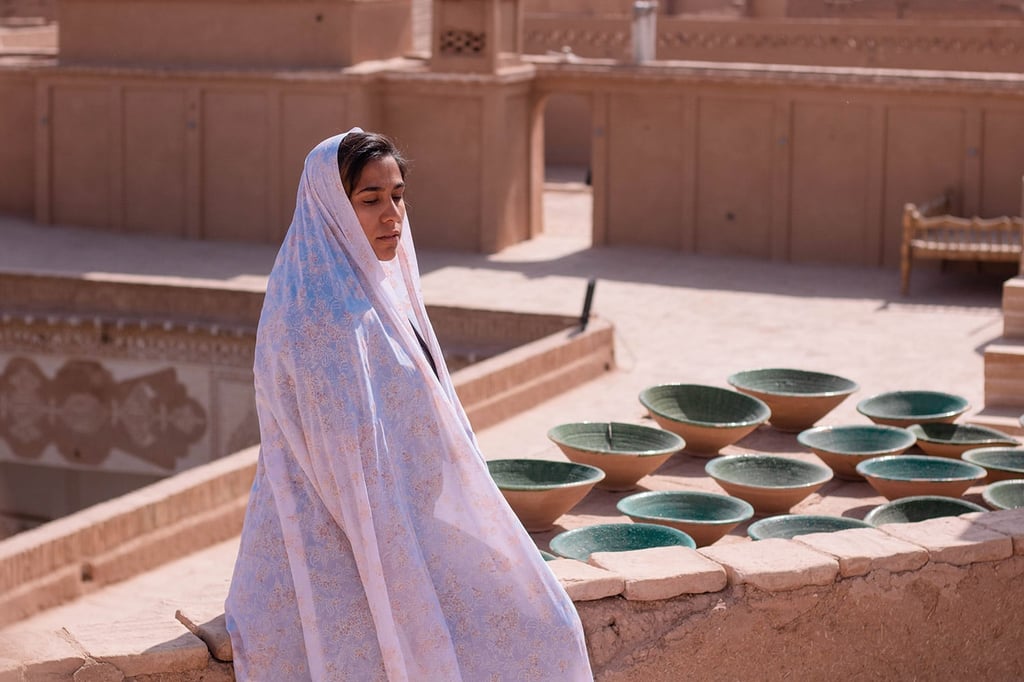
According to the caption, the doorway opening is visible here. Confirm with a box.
[541,92,593,248]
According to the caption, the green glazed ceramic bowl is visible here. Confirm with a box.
[549,522,696,562]
[746,514,872,540]
[547,421,685,491]
[797,424,917,480]
[726,368,859,432]
[961,447,1024,482]
[638,384,770,456]
[982,480,1024,510]
[906,423,1019,459]
[855,455,986,501]
[487,459,605,532]
[855,390,969,427]
[704,454,833,514]
[864,495,987,526]
[539,549,558,561]
[616,490,754,547]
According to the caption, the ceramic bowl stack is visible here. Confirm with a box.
[726,368,859,432]
[638,384,771,456]
[797,424,917,481]
[548,522,696,562]
[864,495,987,525]
[616,490,754,547]
[746,514,871,540]
[547,421,685,491]
[855,390,969,427]
[855,455,986,501]
[906,423,1018,459]
[982,480,1024,510]
[961,447,1024,482]
[487,459,605,532]
[704,454,834,514]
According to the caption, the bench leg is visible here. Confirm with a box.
[900,250,911,296]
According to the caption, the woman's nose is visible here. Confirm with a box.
[383,199,401,223]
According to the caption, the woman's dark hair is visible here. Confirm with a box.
[337,132,409,197]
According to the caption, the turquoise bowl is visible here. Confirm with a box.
[548,522,696,562]
[797,424,917,480]
[704,454,833,514]
[982,480,1024,510]
[855,390,969,427]
[906,423,1018,459]
[638,384,771,455]
[864,495,987,526]
[961,446,1024,482]
[539,549,558,561]
[855,454,986,500]
[487,459,605,532]
[747,514,872,540]
[547,421,685,491]
[726,368,859,432]
[616,490,754,547]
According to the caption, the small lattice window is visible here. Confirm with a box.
[439,29,486,55]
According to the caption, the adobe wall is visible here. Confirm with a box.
[0,0,54,21]
[524,15,1024,71]
[0,67,33,220]
[58,0,412,69]
[3,6,1024,264]
[575,544,1024,680]
[536,59,1024,266]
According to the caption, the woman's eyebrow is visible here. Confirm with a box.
[355,182,405,195]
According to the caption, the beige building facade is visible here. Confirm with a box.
[1,0,1023,265]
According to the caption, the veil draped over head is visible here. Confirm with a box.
[225,129,593,681]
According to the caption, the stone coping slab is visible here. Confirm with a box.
[176,603,232,663]
[965,508,1024,554]
[0,629,83,678]
[546,559,624,602]
[794,527,930,577]
[699,538,840,592]
[62,619,210,678]
[588,546,727,600]
[877,515,1014,565]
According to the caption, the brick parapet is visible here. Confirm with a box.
[0,447,259,628]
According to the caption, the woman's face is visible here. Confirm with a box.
[350,155,406,261]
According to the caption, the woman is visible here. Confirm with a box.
[225,129,593,681]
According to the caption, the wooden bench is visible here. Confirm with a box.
[900,189,1024,295]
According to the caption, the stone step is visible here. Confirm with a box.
[1003,277,1024,339]
[969,406,1024,437]
[983,339,1024,409]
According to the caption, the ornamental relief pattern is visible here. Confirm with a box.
[0,314,255,367]
[0,357,207,470]
[525,27,629,52]
[657,31,1023,57]
[523,24,1022,58]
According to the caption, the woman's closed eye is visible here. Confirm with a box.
[361,194,403,206]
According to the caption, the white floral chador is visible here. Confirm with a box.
[225,130,593,681]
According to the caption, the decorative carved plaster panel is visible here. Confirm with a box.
[657,30,1024,58]
[0,356,206,470]
[0,313,257,475]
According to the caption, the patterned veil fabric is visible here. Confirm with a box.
[225,130,593,681]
